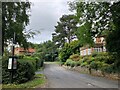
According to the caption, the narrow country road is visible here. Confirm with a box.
[42,62,118,88]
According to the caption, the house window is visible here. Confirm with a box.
[88,49,91,55]
[84,50,86,55]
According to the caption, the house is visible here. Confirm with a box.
[14,47,36,56]
[80,36,106,56]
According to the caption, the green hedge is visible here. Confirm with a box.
[2,56,35,84]
[23,56,44,70]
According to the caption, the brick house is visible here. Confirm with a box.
[14,47,36,56]
[80,36,106,56]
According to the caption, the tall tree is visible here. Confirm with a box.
[35,40,58,61]
[69,1,120,70]
[2,2,32,54]
[106,1,120,70]
[52,14,77,48]
[69,1,113,46]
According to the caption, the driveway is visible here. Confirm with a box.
[42,62,119,88]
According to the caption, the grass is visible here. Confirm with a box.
[2,74,46,88]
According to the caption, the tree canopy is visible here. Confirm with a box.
[1,2,39,55]
[52,14,77,48]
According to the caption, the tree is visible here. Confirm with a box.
[69,1,120,71]
[35,40,58,62]
[106,1,120,72]
[2,2,33,54]
[59,40,81,62]
[52,14,77,48]
[69,1,113,46]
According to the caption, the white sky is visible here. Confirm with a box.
[27,0,74,44]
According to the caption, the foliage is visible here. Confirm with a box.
[79,52,118,73]
[69,1,112,46]
[2,56,38,84]
[81,62,88,67]
[68,40,81,54]
[2,2,31,50]
[65,59,76,67]
[35,40,58,62]
[59,43,72,62]
[59,40,81,62]
[76,22,94,46]
[70,54,80,61]
[52,14,78,48]
[68,1,120,69]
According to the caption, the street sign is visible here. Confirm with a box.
[8,58,12,69]
[8,56,17,70]
[13,58,17,69]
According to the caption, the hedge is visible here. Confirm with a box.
[2,56,35,84]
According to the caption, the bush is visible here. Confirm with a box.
[70,61,76,67]
[89,61,98,70]
[69,54,80,61]
[58,43,73,62]
[2,56,35,84]
[91,52,98,57]
[17,55,24,59]
[100,63,114,73]
[82,56,89,62]
[80,52,117,73]
[65,59,77,67]
[65,59,72,66]
[39,59,44,67]
[59,41,81,63]
[81,62,88,67]
[75,61,81,66]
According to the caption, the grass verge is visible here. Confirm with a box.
[2,74,46,88]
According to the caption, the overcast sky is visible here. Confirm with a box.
[26,0,74,44]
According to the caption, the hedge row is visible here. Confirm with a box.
[2,56,43,84]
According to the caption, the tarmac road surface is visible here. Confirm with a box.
[42,62,119,88]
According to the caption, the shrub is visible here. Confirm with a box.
[75,61,81,66]
[69,54,80,61]
[99,63,115,73]
[86,57,94,64]
[81,62,88,67]
[91,52,98,57]
[65,59,72,66]
[58,43,72,62]
[79,52,118,73]
[82,57,89,62]
[65,59,77,67]
[70,61,76,67]
[2,57,35,84]
[59,41,81,63]
[17,55,24,59]
[89,61,98,70]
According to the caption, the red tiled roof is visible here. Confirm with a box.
[27,48,35,53]
[15,47,35,53]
